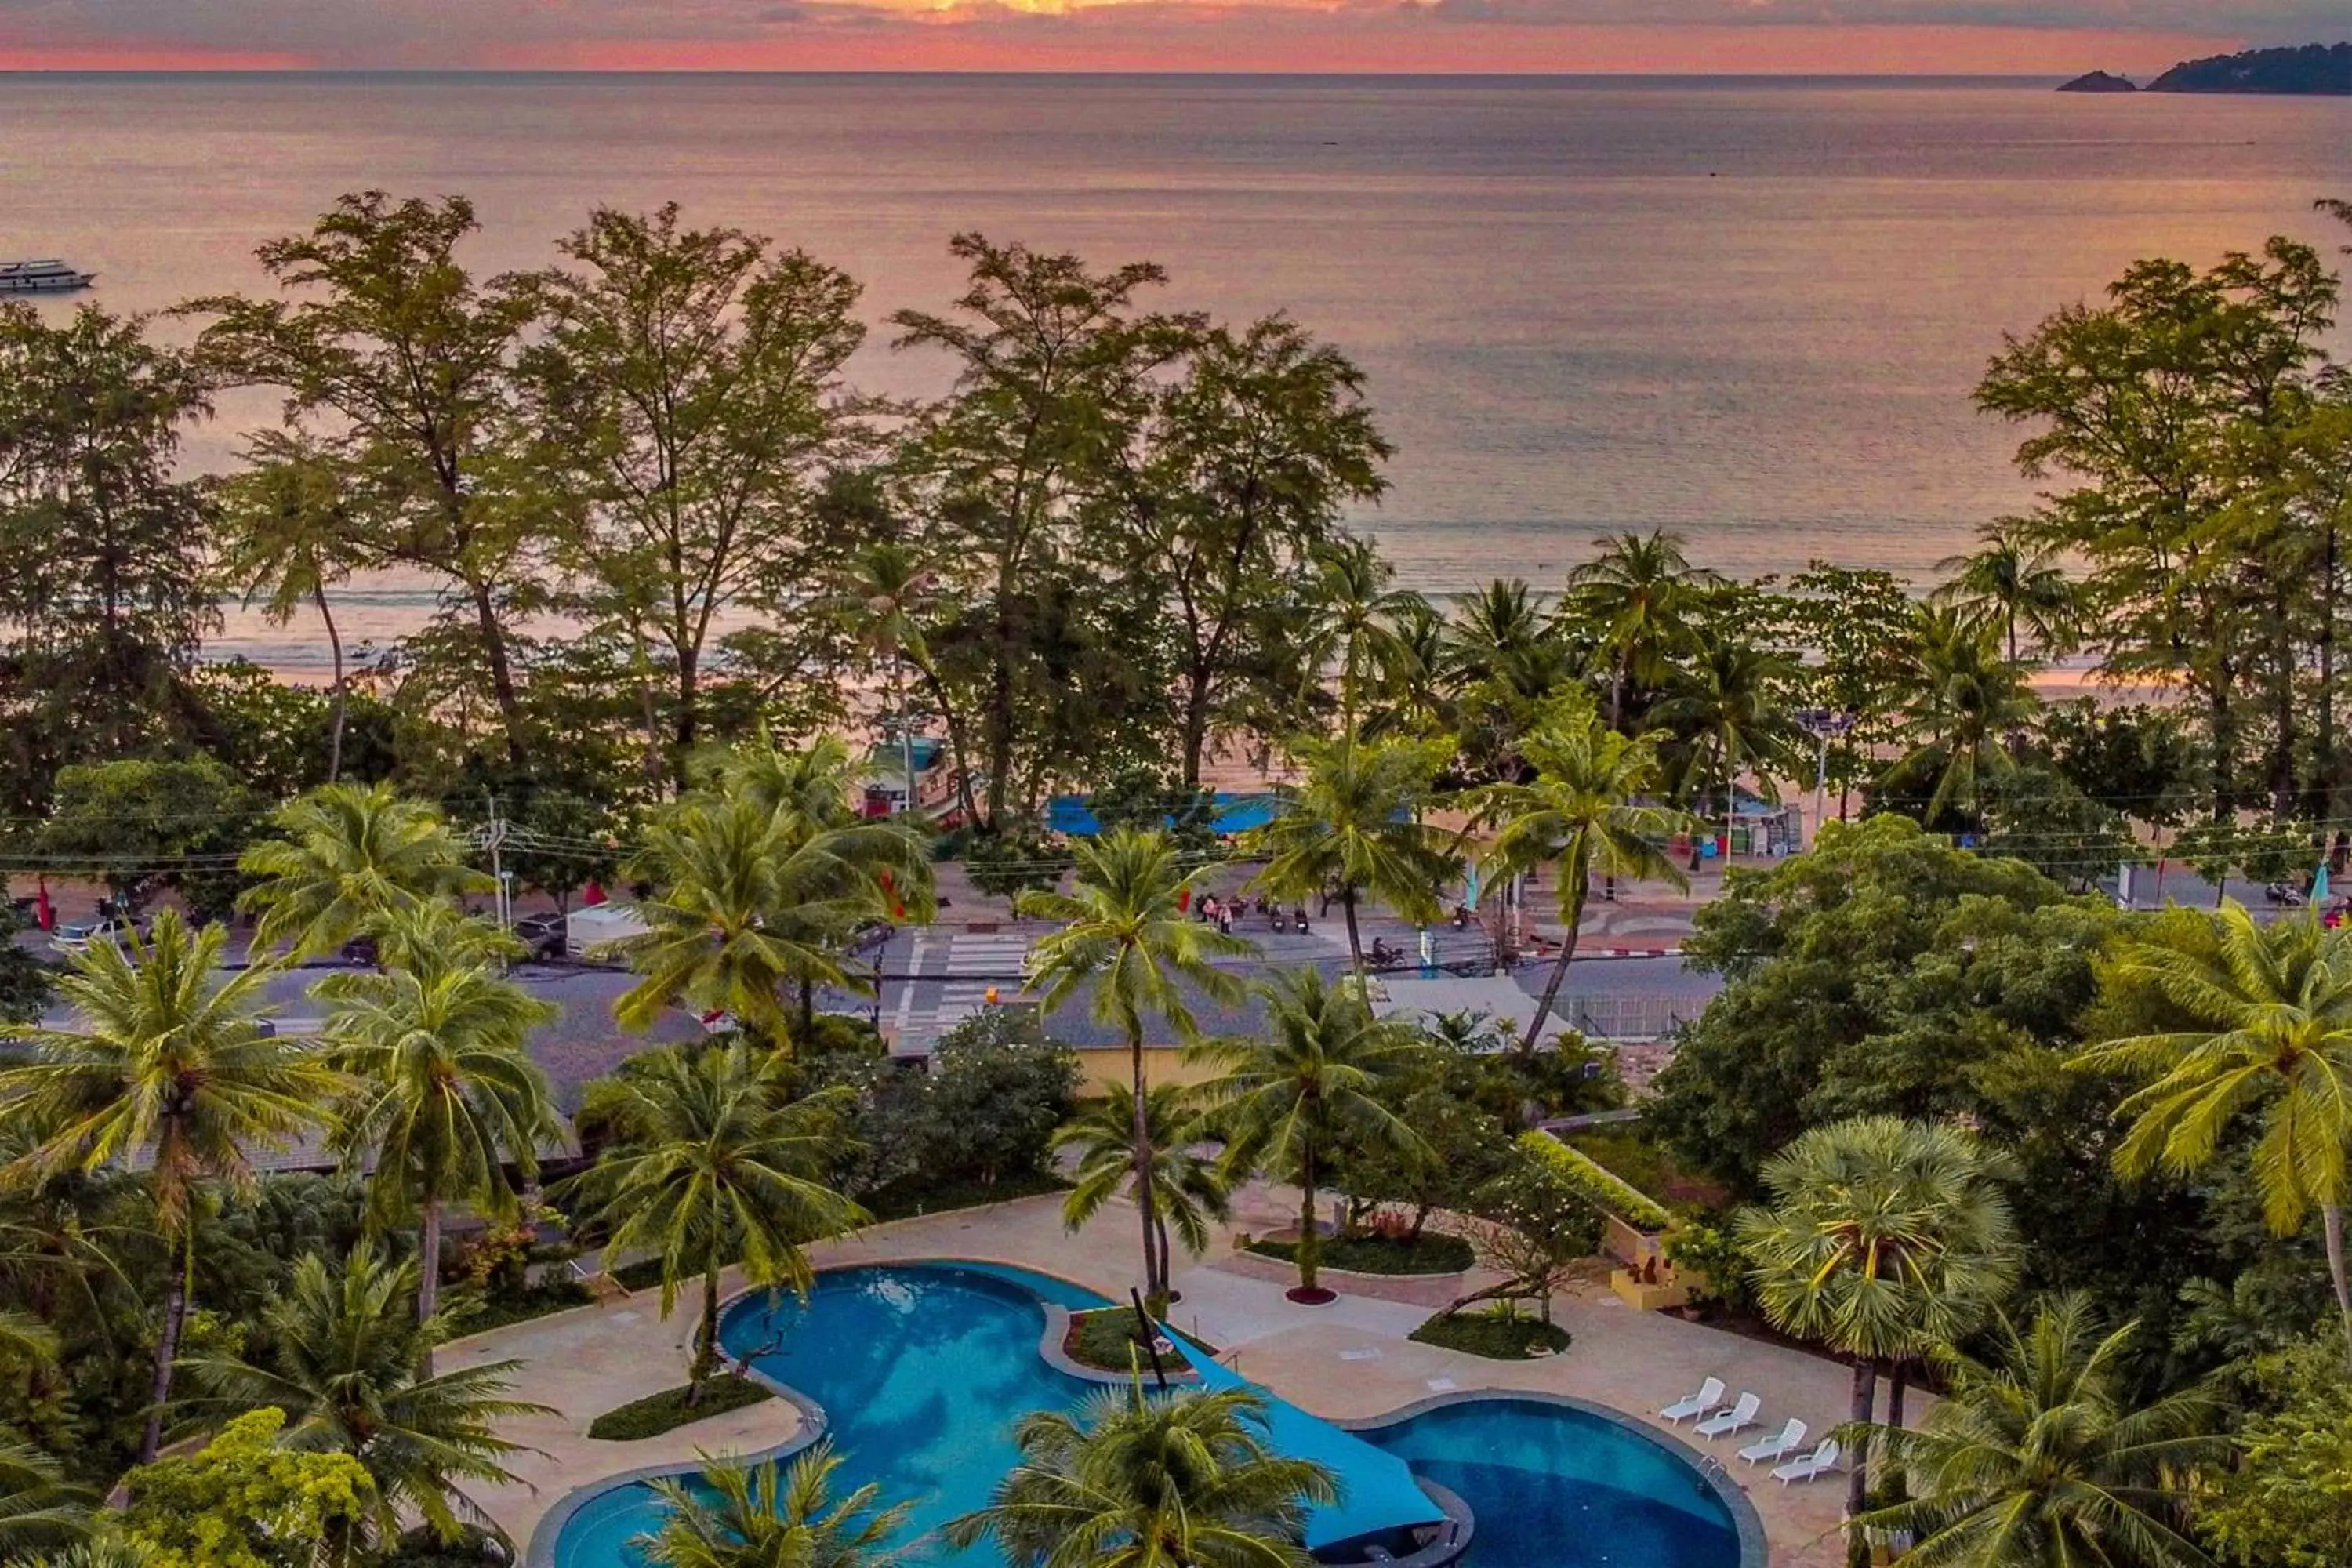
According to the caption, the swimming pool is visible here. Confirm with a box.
[539,1261,1757,1568]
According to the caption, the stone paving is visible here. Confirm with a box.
[454,1188,1857,1567]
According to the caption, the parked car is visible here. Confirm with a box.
[513,913,567,961]
[52,916,140,956]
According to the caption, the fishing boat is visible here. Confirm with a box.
[0,260,96,292]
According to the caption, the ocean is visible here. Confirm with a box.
[1,71,2345,670]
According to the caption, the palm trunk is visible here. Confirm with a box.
[1844,1356,1877,1562]
[416,1196,443,1374]
[690,1261,721,1405]
[1341,886,1365,980]
[1129,1023,1164,1308]
[314,583,346,784]
[140,1229,191,1463]
[2324,1204,2352,1366]
[1295,1147,1322,1296]
[1519,842,1588,1054]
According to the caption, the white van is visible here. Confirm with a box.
[564,902,652,961]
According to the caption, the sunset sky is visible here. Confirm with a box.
[0,0,2337,74]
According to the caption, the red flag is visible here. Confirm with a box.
[34,876,52,932]
[1177,886,1192,913]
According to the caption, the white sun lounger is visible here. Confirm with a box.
[1694,1392,1762,1439]
[1658,1376,1726,1425]
[1772,1438,1842,1485]
[1737,1417,1807,1465]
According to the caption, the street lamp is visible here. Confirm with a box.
[1793,709,1857,845]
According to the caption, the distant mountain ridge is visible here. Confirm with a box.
[2147,42,2348,94]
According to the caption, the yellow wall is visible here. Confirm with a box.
[1072,1047,1220,1096]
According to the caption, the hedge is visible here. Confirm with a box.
[1514,1131,1673,1232]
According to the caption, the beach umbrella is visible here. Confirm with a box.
[2315,863,2332,906]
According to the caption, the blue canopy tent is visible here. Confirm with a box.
[1165,1337,1446,1555]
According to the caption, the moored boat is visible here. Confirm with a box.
[0,260,96,292]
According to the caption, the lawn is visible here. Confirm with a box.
[1409,1309,1571,1360]
[586,1374,775,1440]
[1244,1231,1474,1276]
[1063,1308,1218,1374]
[1563,1124,1723,1209]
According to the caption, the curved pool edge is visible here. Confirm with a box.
[1335,1390,1768,1568]
[524,1258,1125,1568]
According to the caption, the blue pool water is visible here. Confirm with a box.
[1362,1399,1742,1568]
[547,1262,1745,1568]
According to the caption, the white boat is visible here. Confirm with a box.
[0,260,96,292]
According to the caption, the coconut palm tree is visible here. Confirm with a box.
[1650,630,1807,855]
[946,1383,1337,1568]
[1443,579,1568,703]
[1733,1116,2021,1535]
[0,912,339,1461]
[565,1040,866,1405]
[218,432,365,782]
[237,783,490,961]
[641,1442,911,1568]
[1933,520,2079,665]
[185,1247,549,1555]
[1848,1294,2224,1568]
[1021,828,1252,1307]
[615,792,894,1051]
[1054,1084,1231,1305]
[823,540,955,821]
[1245,734,1457,978]
[1559,529,1723,730]
[1301,538,1422,733]
[0,1431,89,1559]
[1882,606,2040,832]
[2082,906,2352,1361]
[1475,695,1688,1054]
[1191,970,1427,1299]
[312,904,561,1337]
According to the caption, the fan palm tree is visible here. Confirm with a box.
[615,792,897,1051]
[1054,1083,1231,1305]
[946,1383,1337,1568]
[0,912,339,1461]
[1245,734,1457,978]
[185,1247,549,1554]
[1191,970,1428,1298]
[1559,529,1723,730]
[2082,906,2352,1361]
[1882,606,2040,832]
[0,1430,89,1559]
[312,904,561,1338]
[565,1040,866,1404]
[1933,520,2079,665]
[1848,1294,2224,1568]
[1650,630,1807,855]
[1020,828,1252,1307]
[237,783,491,961]
[1475,695,1688,1054]
[218,432,365,782]
[1733,1116,2022,1534]
[641,1442,911,1568]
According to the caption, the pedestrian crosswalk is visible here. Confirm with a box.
[888,930,1038,1054]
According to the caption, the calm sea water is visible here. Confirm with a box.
[2,73,2345,668]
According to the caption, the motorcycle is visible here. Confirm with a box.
[1369,938,1408,971]
[2265,881,2308,908]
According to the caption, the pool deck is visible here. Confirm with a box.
[452,1189,1856,1568]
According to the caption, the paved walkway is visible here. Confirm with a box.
[451,1191,1853,1568]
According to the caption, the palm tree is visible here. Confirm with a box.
[1849,1295,2223,1568]
[1934,520,2078,665]
[0,912,340,1461]
[219,432,365,782]
[1054,1084,1231,1307]
[946,1383,1337,1568]
[641,1442,911,1568]
[1245,734,1457,978]
[1301,538,1422,732]
[1650,630,1807,857]
[1560,529,1723,730]
[1882,605,2040,831]
[2082,906,2352,1361]
[565,1041,866,1404]
[1191,971,1427,1299]
[185,1247,549,1554]
[238,783,491,960]
[1443,579,1567,703]
[1475,696,1688,1054]
[1733,1116,2021,1535]
[0,1431,88,1559]
[312,904,561,1338]
[1020,828,1252,1307]
[823,541,954,822]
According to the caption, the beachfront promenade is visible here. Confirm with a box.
[450,1188,1856,1568]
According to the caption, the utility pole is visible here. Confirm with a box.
[482,792,511,929]
[1795,710,1857,849]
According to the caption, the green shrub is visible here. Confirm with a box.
[1245,1232,1473,1276]
[1408,1308,1571,1361]
[1513,1131,1671,1232]
[1062,1308,1218,1373]
[586,1375,773,1441]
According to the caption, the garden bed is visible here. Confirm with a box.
[1408,1309,1571,1360]
[1063,1308,1216,1374]
[1244,1232,1473,1276]
[586,1374,774,1440]
[447,1279,593,1335]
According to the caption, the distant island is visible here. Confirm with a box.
[2060,42,2350,96]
